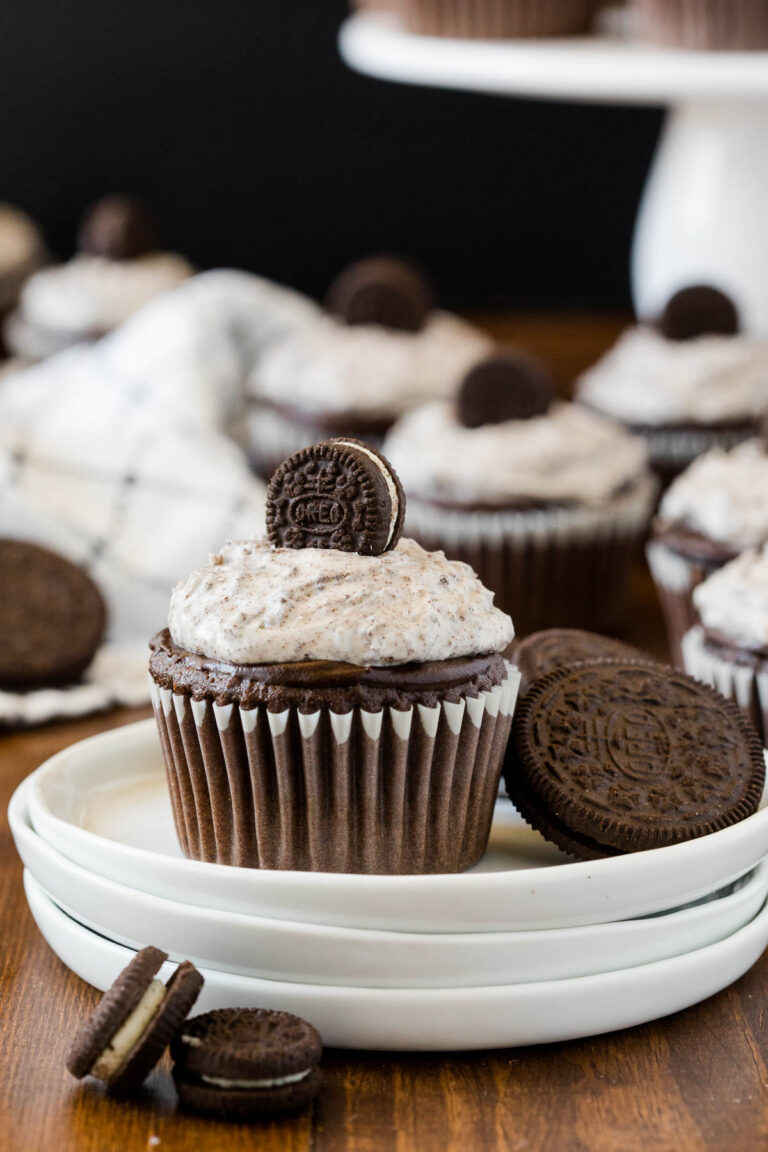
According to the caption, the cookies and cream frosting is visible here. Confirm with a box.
[168,536,514,666]
[20,253,192,334]
[659,441,768,550]
[694,546,768,651]
[249,313,491,419]
[382,400,649,507]
[577,326,768,426]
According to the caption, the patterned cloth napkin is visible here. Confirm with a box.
[0,270,318,725]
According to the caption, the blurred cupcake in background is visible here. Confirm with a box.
[682,547,768,745]
[576,286,768,488]
[4,195,193,361]
[246,254,490,478]
[632,0,768,50]
[0,203,46,338]
[384,349,656,637]
[647,438,768,666]
[401,0,598,37]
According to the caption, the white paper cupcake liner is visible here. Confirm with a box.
[246,402,385,479]
[682,625,768,746]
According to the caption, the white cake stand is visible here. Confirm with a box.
[340,13,768,333]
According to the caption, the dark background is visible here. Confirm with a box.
[0,1,662,311]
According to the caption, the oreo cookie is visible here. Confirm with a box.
[512,628,652,695]
[326,255,434,333]
[266,438,405,555]
[171,1008,322,1118]
[0,539,106,689]
[506,660,765,860]
[457,350,555,429]
[66,946,203,1094]
[659,285,740,342]
[78,195,159,261]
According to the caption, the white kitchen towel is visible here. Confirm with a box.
[0,269,318,724]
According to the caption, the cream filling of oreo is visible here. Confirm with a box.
[199,1068,313,1090]
[335,439,399,548]
[90,979,166,1081]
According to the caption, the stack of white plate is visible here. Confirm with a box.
[10,718,768,1051]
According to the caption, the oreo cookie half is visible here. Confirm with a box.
[78,194,159,260]
[512,628,652,696]
[659,285,740,342]
[457,350,555,429]
[506,660,765,860]
[326,255,434,333]
[66,946,203,1094]
[266,438,405,555]
[171,1008,322,1118]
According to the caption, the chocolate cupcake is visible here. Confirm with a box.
[401,0,597,38]
[0,203,46,333]
[683,547,768,745]
[383,351,656,637]
[647,439,768,666]
[246,255,490,479]
[576,287,768,488]
[633,0,768,50]
[5,195,192,361]
[149,439,518,874]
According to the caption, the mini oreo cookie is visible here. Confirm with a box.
[506,660,765,860]
[67,946,203,1094]
[171,1008,322,1118]
[78,194,159,261]
[0,539,106,689]
[659,285,740,342]
[512,628,652,695]
[266,438,405,556]
[326,255,434,333]
[457,350,555,429]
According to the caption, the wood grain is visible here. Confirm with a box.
[3,314,768,1151]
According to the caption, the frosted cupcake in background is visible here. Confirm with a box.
[5,195,193,361]
[647,439,768,666]
[682,548,768,745]
[149,438,518,875]
[400,0,598,38]
[632,0,768,50]
[0,203,46,339]
[246,254,490,478]
[384,350,656,638]
[576,286,768,487]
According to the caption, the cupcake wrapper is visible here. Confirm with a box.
[150,663,520,874]
[682,625,768,745]
[404,477,656,636]
[634,0,768,50]
[402,0,596,37]
[247,403,384,480]
[646,540,723,668]
[636,423,758,488]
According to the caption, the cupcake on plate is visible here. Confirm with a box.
[246,255,490,478]
[576,286,768,487]
[647,438,768,667]
[383,350,657,637]
[149,438,518,875]
[633,0,768,50]
[0,203,46,329]
[401,0,597,38]
[683,547,768,744]
[5,195,192,361]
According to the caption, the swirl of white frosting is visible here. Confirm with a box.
[577,326,768,426]
[382,400,649,507]
[249,313,491,419]
[0,203,44,275]
[20,253,193,333]
[694,546,768,650]
[659,441,768,550]
[168,536,514,666]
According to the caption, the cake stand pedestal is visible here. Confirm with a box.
[340,14,768,333]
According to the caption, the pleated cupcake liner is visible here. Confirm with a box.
[683,625,768,746]
[646,539,724,668]
[150,662,520,874]
[402,0,596,38]
[403,476,656,636]
[633,0,768,50]
[246,402,385,480]
[635,423,759,489]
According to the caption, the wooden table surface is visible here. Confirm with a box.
[3,315,768,1152]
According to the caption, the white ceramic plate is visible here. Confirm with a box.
[12,782,766,988]
[25,719,768,933]
[25,871,768,1051]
